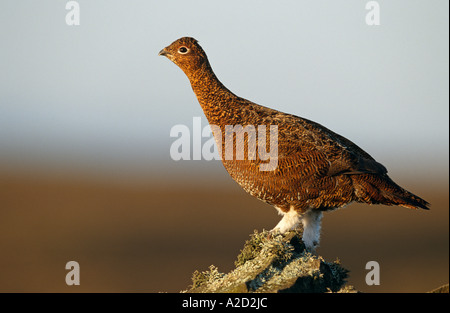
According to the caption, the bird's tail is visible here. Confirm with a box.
[351,174,430,210]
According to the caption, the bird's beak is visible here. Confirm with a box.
[158,48,169,57]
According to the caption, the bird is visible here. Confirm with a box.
[158,37,429,251]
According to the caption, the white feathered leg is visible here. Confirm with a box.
[272,206,302,233]
[272,207,323,252]
[301,210,323,252]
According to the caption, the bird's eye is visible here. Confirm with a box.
[178,46,189,54]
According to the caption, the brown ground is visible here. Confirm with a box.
[0,167,448,292]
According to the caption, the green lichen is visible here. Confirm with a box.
[234,230,266,267]
[235,229,297,268]
[183,229,355,293]
[190,265,224,289]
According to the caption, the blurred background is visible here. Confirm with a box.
[0,0,448,292]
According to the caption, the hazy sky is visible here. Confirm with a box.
[0,0,448,179]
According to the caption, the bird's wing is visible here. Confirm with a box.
[278,114,387,177]
[245,102,387,178]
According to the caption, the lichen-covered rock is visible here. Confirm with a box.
[429,284,449,293]
[183,230,356,293]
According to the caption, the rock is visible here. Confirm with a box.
[429,284,449,293]
[183,229,357,293]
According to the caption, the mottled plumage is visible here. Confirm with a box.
[159,37,429,251]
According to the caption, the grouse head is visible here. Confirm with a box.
[158,37,208,76]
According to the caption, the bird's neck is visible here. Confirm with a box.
[186,61,237,123]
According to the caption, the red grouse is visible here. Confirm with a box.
[159,37,429,251]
